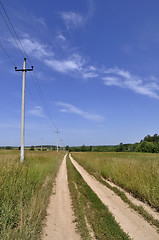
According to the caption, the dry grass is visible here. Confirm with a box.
[72,152,159,210]
[0,150,64,240]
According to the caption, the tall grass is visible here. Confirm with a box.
[72,152,159,210]
[0,150,64,240]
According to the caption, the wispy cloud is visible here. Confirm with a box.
[60,0,95,30]
[83,72,98,78]
[61,12,85,29]
[82,65,98,79]
[102,67,159,99]
[10,35,87,75]
[18,38,54,58]
[29,106,45,118]
[10,33,159,100]
[56,102,104,122]
[87,0,95,20]
[56,33,66,41]
[33,17,47,28]
[44,54,84,73]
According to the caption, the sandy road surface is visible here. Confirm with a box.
[103,177,159,221]
[42,154,81,240]
[70,154,159,240]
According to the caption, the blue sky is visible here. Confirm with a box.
[1,0,159,146]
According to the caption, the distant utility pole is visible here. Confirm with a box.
[61,139,62,151]
[61,139,64,151]
[15,58,33,163]
[41,137,43,152]
[56,129,59,152]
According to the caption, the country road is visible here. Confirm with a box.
[42,154,159,240]
[70,154,159,240]
[42,154,81,240]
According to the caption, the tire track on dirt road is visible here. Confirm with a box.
[42,154,81,240]
[70,154,159,240]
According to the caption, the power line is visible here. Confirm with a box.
[30,71,57,130]
[0,41,16,66]
[0,1,57,129]
[0,7,25,59]
[0,1,33,68]
[0,1,65,146]
[0,1,27,55]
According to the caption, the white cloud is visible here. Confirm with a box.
[56,102,104,122]
[10,33,159,100]
[20,38,53,58]
[57,33,66,41]
[103,67,159,99]
[61,12,85,29]
[102,76,120,86]
[44,54,84,73]
[88,65,96,71]
[60,0,95,29]
[81,65,98,78]
[29,106,45,118]
[87,0,95,20]
[10,35,87,75]
[83,72,98,79]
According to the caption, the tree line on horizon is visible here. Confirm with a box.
[66,134,159,153]
[2,134,159,153]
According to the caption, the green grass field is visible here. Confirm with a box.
[0,150,64,240]
[72,152,159,211]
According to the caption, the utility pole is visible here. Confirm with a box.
[15,58,33,163]
[61,139,62,151]
[41,137,43,151]
[56,129,59,152]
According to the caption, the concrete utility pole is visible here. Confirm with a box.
[56,129,59,152]
[41,137,43,152]
[15,58,33,163]
[61,139,62,151]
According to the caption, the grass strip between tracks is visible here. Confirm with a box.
[71,153,159,231]
[67,155,131,240]
[0,150,64,240]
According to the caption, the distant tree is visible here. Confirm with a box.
[144,135,152,142]
[143,134,159,143]
[65,145,70,151]
[115,143,125,152]
[81,145,86,152]
[127,143,139,152]
[5,146,12,150]
[30,145,34,151]
[152,134,159,143]
[89,145,92,151]
[135,141,155,153]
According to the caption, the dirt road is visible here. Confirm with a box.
[42,154,81,240]
[70,154,159,240]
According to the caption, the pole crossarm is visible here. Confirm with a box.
[15,58,33,72]
[15,67,33,72]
